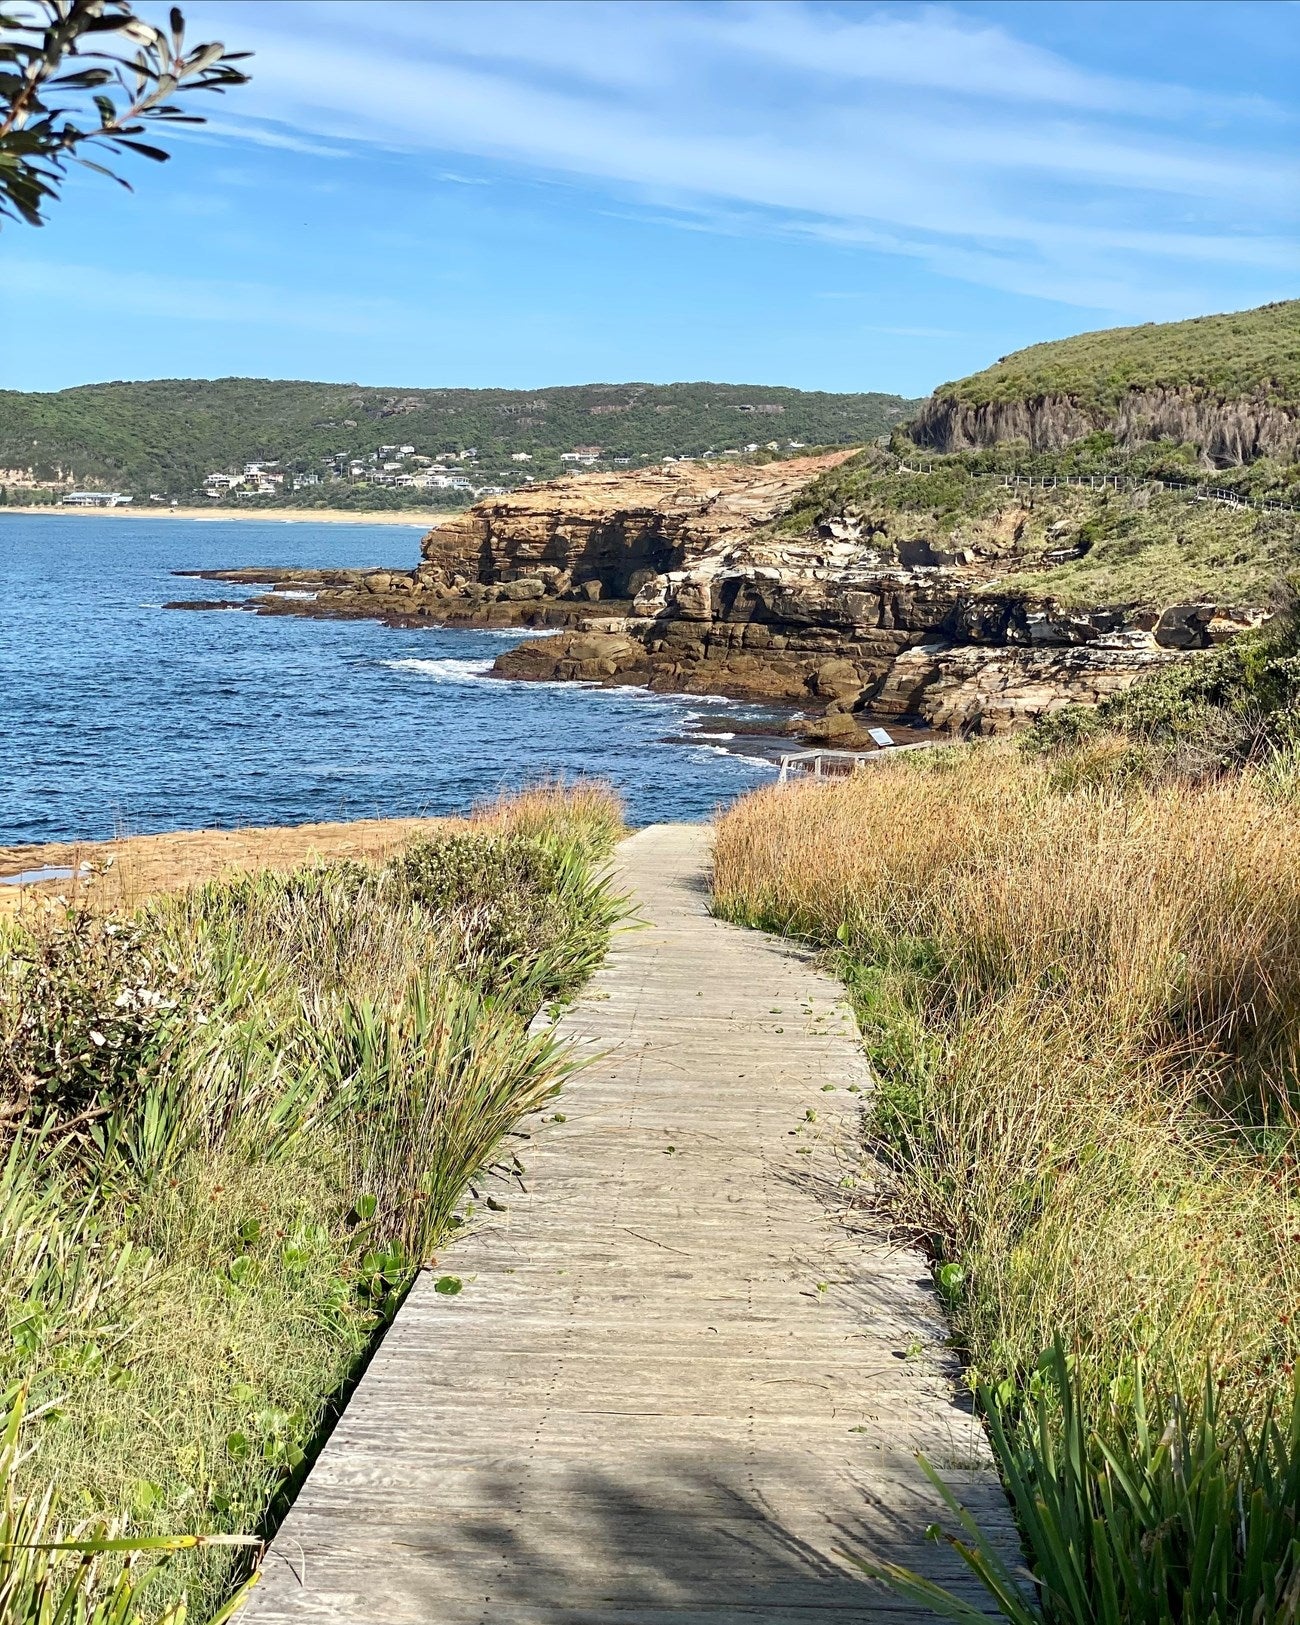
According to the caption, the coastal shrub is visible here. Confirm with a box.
[390,827,624,1006]
[472,777,625,859]
[713,748,1300,1621]
[856,1344,1300,1625]
[0,911,186,1137]
[1026,595,1300,777]
[0,782,624,1618]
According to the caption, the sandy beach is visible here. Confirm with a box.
[0,504,455,526]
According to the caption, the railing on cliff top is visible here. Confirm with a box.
[892,461,1300,517]
[777,743,934,784]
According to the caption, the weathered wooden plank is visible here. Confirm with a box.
[243,825,1016,1623]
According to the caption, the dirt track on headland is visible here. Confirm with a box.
[0,816,458,917]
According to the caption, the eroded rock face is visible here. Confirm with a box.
[914,388,1300,467]
[871,640,1181,735]
[489,557,1196,733]
[418,454,856,597]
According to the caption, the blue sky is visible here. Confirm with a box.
[2,0,1296,397]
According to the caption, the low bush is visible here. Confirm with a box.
[1026,594,1300,779]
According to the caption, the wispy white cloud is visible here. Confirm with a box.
[0,256,405,335]
[180,0,1299,316]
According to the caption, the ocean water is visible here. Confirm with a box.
[0,514,783,844]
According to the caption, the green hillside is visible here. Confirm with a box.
[936,300,1300,410]
[0,377,915,501]
[777,446,1300,609]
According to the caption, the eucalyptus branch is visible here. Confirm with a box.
[0,0,250,226]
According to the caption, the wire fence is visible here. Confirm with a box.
[891,461,1299,517]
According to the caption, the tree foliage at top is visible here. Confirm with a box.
[0,0,249,227]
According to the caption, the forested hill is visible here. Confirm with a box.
[0,377,916,499]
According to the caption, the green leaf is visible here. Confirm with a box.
[433,1275,463,1296]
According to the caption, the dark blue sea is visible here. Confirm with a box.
[0,514,781,844]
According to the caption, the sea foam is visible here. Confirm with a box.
[382,657,497,683]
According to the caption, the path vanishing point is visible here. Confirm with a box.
[246,824,1017,1623]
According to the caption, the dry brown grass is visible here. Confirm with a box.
[0,816,464,918]
[713,744,1300,1404]
[0,779,626,921]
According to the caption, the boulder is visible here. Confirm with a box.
[1154,603,1216,649]
[568,632,639,664]
[812,658,863,700]
[673,580,714,621]
[498,576,547,601]
[803,709,862,742]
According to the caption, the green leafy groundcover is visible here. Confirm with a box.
[0,795,625,1621]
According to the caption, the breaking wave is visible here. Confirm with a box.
[381,657,497,683]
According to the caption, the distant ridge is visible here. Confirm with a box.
[0,377,917,501]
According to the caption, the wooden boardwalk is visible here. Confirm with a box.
[246,824,1016,1623]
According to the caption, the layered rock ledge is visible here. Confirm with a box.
[172,455,1268,741]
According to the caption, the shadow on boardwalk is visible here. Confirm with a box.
[247,824,1016,1624]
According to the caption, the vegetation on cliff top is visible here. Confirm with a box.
[0,377,915,501]
[933,299,1300,411]
[0,782,623,1620]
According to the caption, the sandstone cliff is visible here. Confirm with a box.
[914,387,1300,466]
[912,300,1300,468]
[418,454,857,597]
[175,453,1276,740]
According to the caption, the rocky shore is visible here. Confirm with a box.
[171,452,1267,743]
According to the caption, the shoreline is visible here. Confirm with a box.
[0,814,460,915]
[0,504,456,526]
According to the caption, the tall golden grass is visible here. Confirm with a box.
[714,745,1300,1406]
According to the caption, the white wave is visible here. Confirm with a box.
[274,589,318,601]
[687,744,774,769]
[477,627,562,640]
[692,731,736,741]
[382,657,497,683]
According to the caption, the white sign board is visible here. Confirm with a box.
[867,727,894,748]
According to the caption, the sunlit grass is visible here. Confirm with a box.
[0,781,624,1618]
